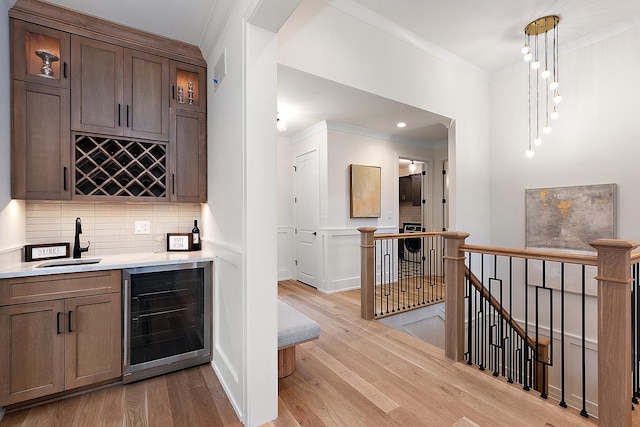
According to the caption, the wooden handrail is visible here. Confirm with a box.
[461,244,598,266]
[373,231,444,240]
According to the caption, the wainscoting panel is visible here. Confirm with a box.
[211,242,244,421]
[277,226,294,280]
[319,226,396,293]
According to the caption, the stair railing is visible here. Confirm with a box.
[358,227,445,319]
[443,232,638,426]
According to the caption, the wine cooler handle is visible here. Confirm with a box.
[118,104,122,127]
[56,312,62,335]
[68,310,73,333]
[124,279,130,368]
[63,167,68,191]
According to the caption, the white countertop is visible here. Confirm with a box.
[0,251,214,279]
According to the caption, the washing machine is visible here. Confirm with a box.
[401,222,422,259]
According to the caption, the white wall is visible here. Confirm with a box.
[488,26,640,415]
[279,121,447,292]
[201,0,281,425]
[489,26,640,248]
[278,0,491,244]
[0,1,26,259]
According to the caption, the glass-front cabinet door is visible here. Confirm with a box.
[12,20,71,89]
[170,61,206,112]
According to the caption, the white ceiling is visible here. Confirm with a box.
[12,0,640,143]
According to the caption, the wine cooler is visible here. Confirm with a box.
[122,262,211,383]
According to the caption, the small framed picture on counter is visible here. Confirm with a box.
[24,243,70,262]
[167,233,193,251]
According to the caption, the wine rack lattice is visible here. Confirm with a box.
[75,134,167,198]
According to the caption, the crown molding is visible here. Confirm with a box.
[322,0,489,82]
[326,121,446,148]
[199,0,237,60]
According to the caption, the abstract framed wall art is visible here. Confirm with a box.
[525,184,615,251]
[350,164,381,218]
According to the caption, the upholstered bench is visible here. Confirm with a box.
[278,300,320,378]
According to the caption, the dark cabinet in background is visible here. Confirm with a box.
[411,174,422,206]
[399,174,422,206]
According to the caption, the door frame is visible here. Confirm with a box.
[293,148,320,287]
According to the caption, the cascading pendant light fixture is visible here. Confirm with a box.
[522,15,561,158]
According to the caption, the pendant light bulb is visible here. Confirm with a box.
[524,53,533,62]
[521,44,530,55]
[550,108,560,120]
[553,92,563,104]
[409,161,416,173]
[550,80,559,90]
[526,148,535,158]
[541,69,551,79]
[531,60,540,70]
[543,124,552,134]
[534,137,542,146]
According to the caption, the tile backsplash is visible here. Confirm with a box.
[26,201,202,256]
[399,202,422,228]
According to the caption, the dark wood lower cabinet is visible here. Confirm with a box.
[0,271,122,406]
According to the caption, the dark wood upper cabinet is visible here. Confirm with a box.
[170,109,207,202]
[11,19,70,89]
[170,61,206,113]
[399,176,411,202]
[125,49,170,140]
[71,37,169,141]
[10,0,206,202]
[411,174,422,206]
[12,80,71,200]
[70,36,123,136]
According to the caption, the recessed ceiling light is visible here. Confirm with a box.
[396,122,407,128]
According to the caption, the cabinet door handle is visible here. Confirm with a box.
[56,312,62,335]
[63,167,68,191]
[172,85,175,100]
[126,105,130,127]
[63,62,67,79]
[118,104,122,127]
[68,310,73,333]
[172,174,175,195]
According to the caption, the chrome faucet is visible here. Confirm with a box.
[73,217,90,258]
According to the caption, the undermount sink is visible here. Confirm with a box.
[37,258,102,268]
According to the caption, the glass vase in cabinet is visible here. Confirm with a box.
[12,19,70,89]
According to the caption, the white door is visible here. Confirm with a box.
[295,150,319,287]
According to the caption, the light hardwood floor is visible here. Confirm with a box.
[1,280,634,426]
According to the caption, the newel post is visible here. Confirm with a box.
[442,231,470,361]
[590,239,638,426]
[358,227,377,320]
